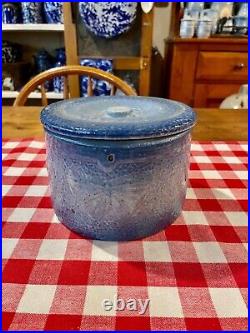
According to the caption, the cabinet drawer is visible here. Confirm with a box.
[194,83,243,107]
[196,52,248,81]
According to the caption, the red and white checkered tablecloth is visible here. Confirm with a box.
[2,139,248,331]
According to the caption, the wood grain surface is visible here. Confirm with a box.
[192,108,248,141]
[2,106,248,141]
[3,106,44,139]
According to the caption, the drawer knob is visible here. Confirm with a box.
[234,63,245,70]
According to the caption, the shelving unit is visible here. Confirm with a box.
[2,90,63,99]
[2,23,64,31]
[2,2,78,104]
[3,3,154,102]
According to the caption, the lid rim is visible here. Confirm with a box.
[42,121,196,141]
[40,96,196,140]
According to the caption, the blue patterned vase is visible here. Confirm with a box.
[80,58,113,97]
[53,48,66,93]
[21,2,43,24]
[2,41,22,64]
[44,2,64,24]
[79,2,138,38]
[33,49,52,90]
[95,80,112,96]
[2,3,20,23]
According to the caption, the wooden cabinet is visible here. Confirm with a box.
[196,51,248,81]
[164,3,248,107]
[165,38,248,107]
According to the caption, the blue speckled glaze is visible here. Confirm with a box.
[21,2,43,24]
[53,48,66,93]
[41,96,196,140]
[44,2,64,24]
[79,2,137,38]
[80,58,113,97]
[2,41,20,64]
[41,97,196,241]
[2,3,20,24]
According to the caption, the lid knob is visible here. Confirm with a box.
[107,106,133,118]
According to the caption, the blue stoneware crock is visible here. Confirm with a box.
[40,96,196,241]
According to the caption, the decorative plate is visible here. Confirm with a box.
[78,2,138,38]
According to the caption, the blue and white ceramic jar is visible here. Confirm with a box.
[44,2,64,24]
[33,49,52,90]
[40,96,196,241]
[79,2,138,38]
[2,41,15,63]
[80,58,113,96]
[2,3,20,24]
[234,16,248,35]
[80,76,97,97]
[53,48,66,93]
[33,49,52,73]
[180,18,195,38]
[238,2,248,18]
[21,2,43,24]
[197,19,212,38]
[95,80,112,96]
[97,59,113,73]
[2,41,22,63]
[80,59,98,97]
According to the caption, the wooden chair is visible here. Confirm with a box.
[13,65,137,106]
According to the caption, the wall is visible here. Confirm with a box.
[152,3,172,56]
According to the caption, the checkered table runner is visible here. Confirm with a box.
[2,139,248,331]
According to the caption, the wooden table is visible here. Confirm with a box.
[2,106,248,141]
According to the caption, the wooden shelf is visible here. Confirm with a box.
[78,56,142,70]
[2,90,63,99]
[167,37,248,44]
[2,24,64,32]
[2,4,78,105]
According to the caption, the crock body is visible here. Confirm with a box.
[45,130,191,241]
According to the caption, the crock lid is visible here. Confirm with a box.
[40,96,196,140]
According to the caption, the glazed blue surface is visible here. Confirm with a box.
[80,58,113,97]
[79,2,137,38]
[34,49,52,91]
[45,130,191,240]
[53,48,66,93]
[41,96,195,240]
[44,2,63,24]
[2,41,22,64]
[2,42,16,63]
[2,3,20,24]
[41,96,196,140]
[21,2,43,24]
